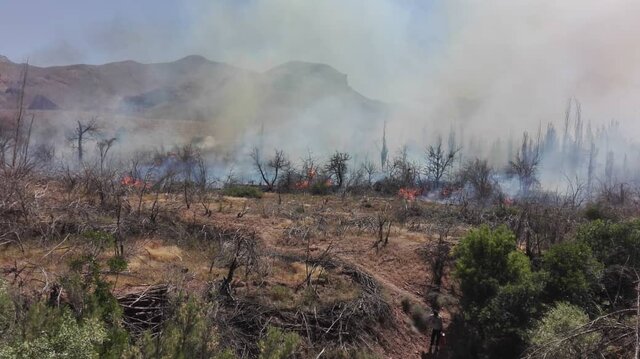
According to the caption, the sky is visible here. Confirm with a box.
[2,0,640,137]
[0,0,442,101]
[0,0,191,65]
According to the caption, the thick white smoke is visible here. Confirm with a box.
[12,0,640,184]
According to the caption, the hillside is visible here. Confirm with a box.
[0,55,387,138]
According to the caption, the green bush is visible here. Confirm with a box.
[258,326,300,359]
[0,310,107,359]
[583,203,616,221]
[0,279,15,338]
[222,185,263,198]
[576,219,640,309]
[576,219,640,267]
[269,285,294,305]
[541,241,602,307]
[529,302,600,358]
[107,256,128,273]
[453,225,543,358]
[454,225,534,308]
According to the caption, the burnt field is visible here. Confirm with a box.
[2,147,640,358]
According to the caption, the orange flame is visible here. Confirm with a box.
[398,187,421,201]
[121,175,147,189]
[295,180,310,190]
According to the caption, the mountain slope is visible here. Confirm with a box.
[0,55,388,154]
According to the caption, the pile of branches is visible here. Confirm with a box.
[117,284,170,336]
[217,261,391,354]
[523,307,639,358]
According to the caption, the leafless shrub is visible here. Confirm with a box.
[458,158,497,202]
[251,147,290,192]
[212,229,262,299]
[325,151,351,188]
[67,118,100,163]
[508,132,541,195]
[425,136,460,189]
[372,205,392,252]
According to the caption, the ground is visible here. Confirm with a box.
[0,189,464,358]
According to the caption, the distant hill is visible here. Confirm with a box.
[0,56,388,143]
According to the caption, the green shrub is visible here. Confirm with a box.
[0,310,107,359]
[576,219,640,309]
[541,241,602,307]
[258,326,300,359]
[222,185,263,198]
[529,302,600,358]
[269,285,294,305]
[453,225,543,358]
[107,256,128,273]
[583,203,616,221]
[454,225,534,308]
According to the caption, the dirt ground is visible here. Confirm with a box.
[0,191,464,358]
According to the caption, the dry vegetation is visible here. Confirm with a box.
[3,65,640,359]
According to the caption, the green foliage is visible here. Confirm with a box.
[476,276,545,357]
[454,225,533,308]
[107,255,128,273]
[222,185,263,198]
[0,279,15,337]
[258,326,300,359]
[0,310,107,359]
[576,219,640,267]
[152,296,218,359]
[453,225,543,358]
[269,285,294,305]
[541,241,602,307]
[582,203,616,221]
[576,219,640,308]
[82,230,115,252]
[529,302,600,358]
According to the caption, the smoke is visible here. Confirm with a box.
[8,0,640,187]
[175,0,640,156]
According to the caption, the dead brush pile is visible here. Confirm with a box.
[217,256,392,354]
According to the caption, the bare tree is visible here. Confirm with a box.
[372,204,392,251]
[459,158,496,201]
[325,151,351,188]
[0,122,11,167]
[425,136,460,189]
[68,118,100,162]
[250,147,290,191]
[587,141,598,198]
[508,132,540,195]
[216,230,261,299]
[97,137,117,172]
[390,146,419,188]
[177,144,200,209]
[361,159,377,188]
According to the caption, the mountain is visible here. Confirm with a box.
[0,55,387,130]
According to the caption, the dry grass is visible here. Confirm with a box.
[0,187,465,358]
